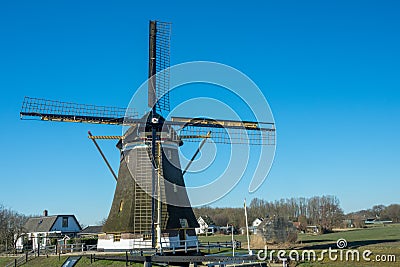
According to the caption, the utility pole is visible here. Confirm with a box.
[244,199,252,255]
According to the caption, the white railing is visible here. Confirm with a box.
[59,243,85,253]
[86,244,97,251]
[38,245,57,254]
[159,239,200,254]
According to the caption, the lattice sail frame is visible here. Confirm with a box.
[20,97,138,124]
[177,125,275,145]
[154,21,171,113]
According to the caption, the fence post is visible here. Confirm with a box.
[208,242,210,254]
[125,251,129,266]
[25,251,28,263]
[144,256,152,267]
[14,258,17,267]
[218,242,220,251]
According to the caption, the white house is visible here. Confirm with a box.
[252,218,264,228]
[15,210,81,251]
[195,216,218,235]
[248,218,264,234]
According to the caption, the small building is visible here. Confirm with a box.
[195,216,218,235]
[77,226,103,238]
[15,210,81,251]
[364,218,393,225]
[219,225,237,235]
[207,225,220,235]
[252,218,264,228]
[77,225,103,248]
[306,225,319,234]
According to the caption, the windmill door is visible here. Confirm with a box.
[179,229,186,246]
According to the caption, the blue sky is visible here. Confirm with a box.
[1,0,399,225]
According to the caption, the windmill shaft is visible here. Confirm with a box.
[156,142,162,250]
[149,20,158,249]
[151,123,157,248]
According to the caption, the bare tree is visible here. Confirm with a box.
[0,205,28,253]
[381,204,400,222]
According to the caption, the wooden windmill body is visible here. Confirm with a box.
[100,112,199,250]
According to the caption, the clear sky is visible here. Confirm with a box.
[0,0,399,226]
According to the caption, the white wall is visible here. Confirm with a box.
[252,218,263,227]
[98,235,198,251]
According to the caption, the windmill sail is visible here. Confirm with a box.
[148,21,171,114]
[170,116,275,145]
[20,96,138,124]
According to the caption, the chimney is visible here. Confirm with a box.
[43,210,48,217]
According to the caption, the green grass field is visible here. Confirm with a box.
[294,224,400,266]
[298,224,400,246]
[201,224,400,266]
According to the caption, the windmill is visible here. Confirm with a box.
[20,21,276,251]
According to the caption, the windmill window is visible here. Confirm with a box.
[119,200,124,212]
[179,218,188,228]
[113,233,121,242]
[143,233,151,240]
[62,217,68,228]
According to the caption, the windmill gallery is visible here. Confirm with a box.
[19,21,275,252]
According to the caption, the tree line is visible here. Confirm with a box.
[194,196,400,232]
[194,195,345,232]
[347,204,400,227]
[248,195,344,232]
